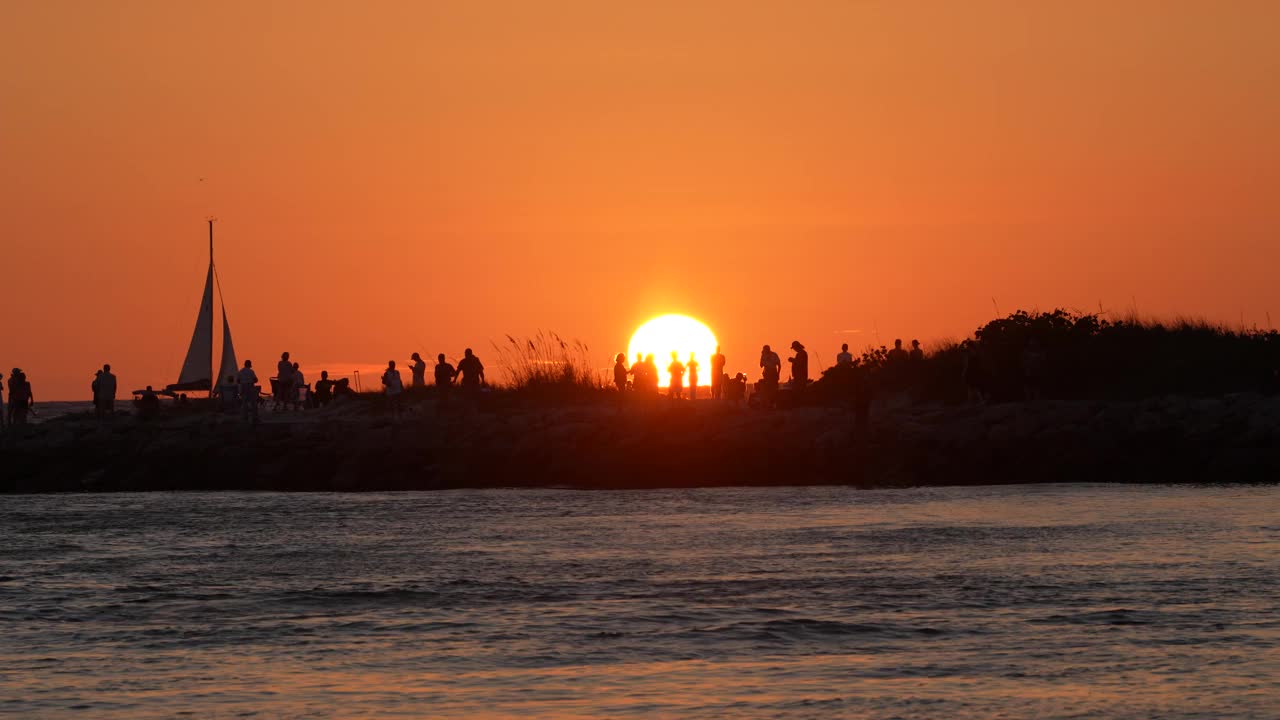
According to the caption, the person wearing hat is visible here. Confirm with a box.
[788,341,809,389]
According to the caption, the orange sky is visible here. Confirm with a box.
[3,1,1278,399]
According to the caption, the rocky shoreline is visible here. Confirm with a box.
[3,393,1279,493]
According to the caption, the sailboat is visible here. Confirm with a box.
[167,220,238,394]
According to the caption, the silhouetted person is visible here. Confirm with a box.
[314,371,335,407]
[789,341,809,389]
[410,352,427,388]
[725,372,748,405]
[383,360,404,416]
[759,345,781,408]
[687,352,700,400]
[92,364,116,420]
[644,354,659,394]
[8,369,32,425]
[668,352,686,399]
[887,339,909,365]
[628,352,647,392]
[0,371,6,429]
[613,353,628,392]
[710,346,726,399]
[291,362,306,410]
[237,360,260,423]
[909,339,924,363]
[334,377,355,400]
[837,343,854,367]
[457,348,485,389]
[275,352,293,411]
[137,385,160,420]
[435,353,456,387]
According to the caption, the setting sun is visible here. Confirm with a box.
[627,314,718,387]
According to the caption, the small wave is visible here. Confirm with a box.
[696,618,943,641]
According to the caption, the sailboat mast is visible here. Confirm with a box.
[208,219,216,396]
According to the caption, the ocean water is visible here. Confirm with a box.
[1,485,1276,718]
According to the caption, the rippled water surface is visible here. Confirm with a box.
[2,485,1277,718]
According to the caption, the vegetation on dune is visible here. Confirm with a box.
[815,309,1280,405]
[489,331,606,401]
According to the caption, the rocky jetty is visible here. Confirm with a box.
[3,393,1279,493]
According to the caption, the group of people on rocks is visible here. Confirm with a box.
[613,349,717,400]
[380,349,486,417]
[220,354,360,423]
[2,368,35,426]
[609,341,822,407]
[0,335,934,427]
[604,337,928,409]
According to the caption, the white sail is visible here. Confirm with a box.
[175,264,215,390]
[216,304,238,387]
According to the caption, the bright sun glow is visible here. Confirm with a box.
[627,314,718,387]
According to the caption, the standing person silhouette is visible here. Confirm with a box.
[0,371,5,429]
[628,353,646,391]
[613,353,629,392]
[644,354,659,394]
[434,353,457,410]
[710,346,726,400]
[687,352,700,400]
[788,341,809,390]
[434,353,456,387]
[291,363,306,410]
[457,348,485,389]
[96,364,117,420]
[275,352,294,411]
[382,360,404,417]
[887,339,909,365]
[7,370,22,425]
[667,352,685,400]
[837,343,854,367]
[410,352,427,388]
[909,339,925,363]
[759,345,781,408]
[9,370,33,424]
[237,360,259,424]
